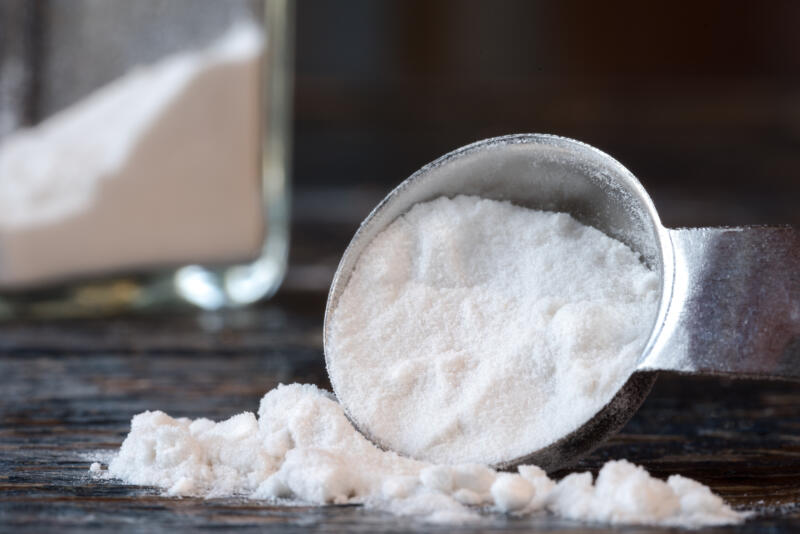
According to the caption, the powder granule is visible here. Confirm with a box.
[97,383,748,527]
[327,195,660,465]
[549,460,751,527]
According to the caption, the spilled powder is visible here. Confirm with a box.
[328,195,660,465]
[94,383,746,527]
[94,196,748,526]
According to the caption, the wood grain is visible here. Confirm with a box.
[1,301,799,532]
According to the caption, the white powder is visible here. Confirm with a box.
[93,196,748,526]
[0,23,264,288]
[96,383,747,527]
[327,195,660,465]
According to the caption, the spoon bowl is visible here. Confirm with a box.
[324,134,800,471]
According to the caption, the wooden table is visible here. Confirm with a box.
[1,291,799,533]
[3,0,800,529]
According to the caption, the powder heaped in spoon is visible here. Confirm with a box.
[326,195,660,465]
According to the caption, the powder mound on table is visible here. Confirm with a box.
[94,383,747,527]
[327,195,660,465]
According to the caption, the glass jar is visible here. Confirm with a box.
[0,0,293,318]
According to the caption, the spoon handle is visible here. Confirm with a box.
[639,226,800,381]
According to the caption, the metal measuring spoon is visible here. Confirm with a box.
[323,134,800,472]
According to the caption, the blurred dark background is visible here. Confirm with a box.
[2,0,799,293]
[287,0,800,291]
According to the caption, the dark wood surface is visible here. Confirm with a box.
[3,1,800,531]
[1,292,799,533]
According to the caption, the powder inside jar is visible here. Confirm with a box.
[0,23,264,288]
